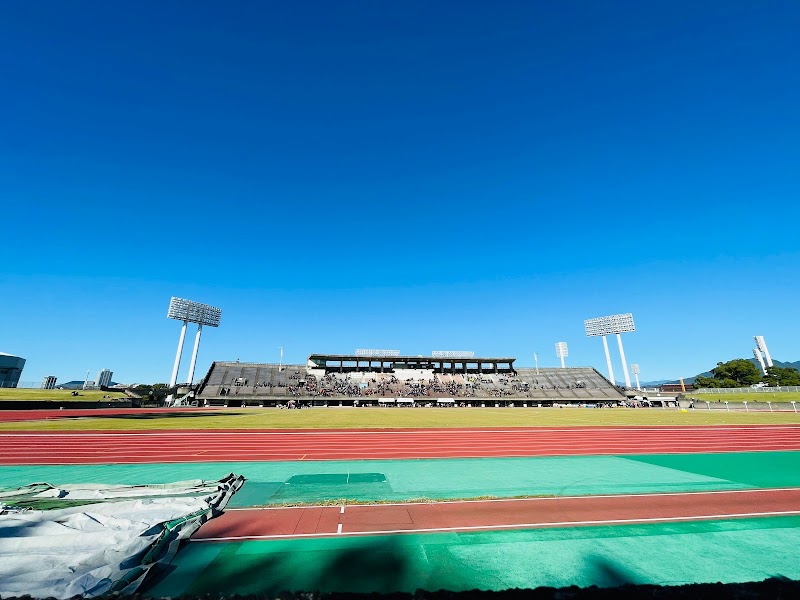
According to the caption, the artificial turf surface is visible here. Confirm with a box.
[2,452,798,507]
[147,515,800,595]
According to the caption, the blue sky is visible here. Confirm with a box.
[2,1,799,385]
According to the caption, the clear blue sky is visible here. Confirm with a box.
[2,1,799,385]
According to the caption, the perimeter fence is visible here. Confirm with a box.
[694,386,800,394]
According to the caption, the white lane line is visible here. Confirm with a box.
[6,437,800,452]
[7,432,800,445]
[6,438,800,450]
[3,425,800,437]
[4,441,800,459]
[191,509,800,542]
[4,446,800,465]
[337,523,343,534]
[341,505,346,514]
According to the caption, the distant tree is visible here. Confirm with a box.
[695,359,761,388]
[694,375,731,388]
[763,366,800,387]
[712,359,761,386]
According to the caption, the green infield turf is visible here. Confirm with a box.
[691,391,800,402]
[1,406,799,431]
[0,389,127,401]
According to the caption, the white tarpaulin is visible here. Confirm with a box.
[0,474,244,599]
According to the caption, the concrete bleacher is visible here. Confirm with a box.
[196,361,625,407]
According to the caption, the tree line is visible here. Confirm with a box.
[694,359,800,388]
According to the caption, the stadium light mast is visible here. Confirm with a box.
[616,333,631,388]
[278,346,284,371]
[585,313,635,388]
[753,348,768,376]
[534,353,539,375]
[167,297,222,392]
[631,363,641,391]
[555,342,568,369]
[754,336,773,368]
[186,324,204,386]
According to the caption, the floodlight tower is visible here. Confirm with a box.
[753,348,768,376]
[584,313,635,388]
[167,297,222,391]
[754,336,773,368]
[555,342,568,368]
[631,363,641,391]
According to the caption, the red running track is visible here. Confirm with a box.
[192,487,800,541]
[2,425,800,464]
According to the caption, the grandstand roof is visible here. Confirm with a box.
[308,353,516,363]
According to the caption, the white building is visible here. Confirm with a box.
[97,369,113,388]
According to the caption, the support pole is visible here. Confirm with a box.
[616,333,632,388]
[763,345,774,368]
[169,320,188,388]
[633,371,641,391]
[186,324,203,385]
[559,354,565,369]
[601,336,615,385]
[753,348,767,375]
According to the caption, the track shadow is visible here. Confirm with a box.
[585,554,641,587]
[145,537,415,596]
[311,537,413,593]
[63,412,246,421]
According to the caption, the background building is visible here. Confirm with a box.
[0,352,26,388]
[42,375,58,389]
[97,369,113,388]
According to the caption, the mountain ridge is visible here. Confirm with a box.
[639,359,800,387]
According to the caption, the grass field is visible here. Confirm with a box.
[692,391,800,402]
[1,407,800,431]
[0,389,127,401]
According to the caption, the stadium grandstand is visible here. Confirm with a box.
[195,353,625,407]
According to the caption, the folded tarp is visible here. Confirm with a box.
[0,477,238,506]
[0,473,244,599]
